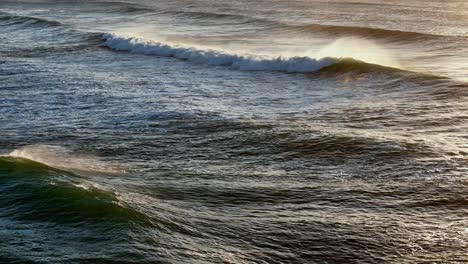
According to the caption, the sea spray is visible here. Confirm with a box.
[6,145,125,173]
[315,37,401,68]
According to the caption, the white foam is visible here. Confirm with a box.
[101,33,336,73]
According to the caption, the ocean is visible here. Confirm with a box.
[0,0,467,263]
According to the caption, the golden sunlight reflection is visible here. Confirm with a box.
[315,37,401,68]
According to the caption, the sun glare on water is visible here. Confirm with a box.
[316,37,401,68]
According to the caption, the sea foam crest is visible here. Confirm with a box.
[101,33,335,73]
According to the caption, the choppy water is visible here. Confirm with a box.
[1,0,467,263]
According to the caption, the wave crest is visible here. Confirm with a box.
[3,145,125,173]
[101,33,336,73]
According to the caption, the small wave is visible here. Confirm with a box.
[101,33,336,73]
[162,10,256,23]
[3,145,126,173]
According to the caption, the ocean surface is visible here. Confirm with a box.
[1,0,467,263]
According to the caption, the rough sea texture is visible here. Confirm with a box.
[0,0,467,263]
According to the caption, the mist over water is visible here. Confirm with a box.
[0,0,467,263]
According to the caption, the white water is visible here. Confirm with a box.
[101,33,337,73]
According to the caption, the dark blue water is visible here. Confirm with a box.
[1,0,467,263]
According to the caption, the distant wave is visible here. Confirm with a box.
[161,10,466,41]
[94,1,155,14]
[101,33,336,73]
[162,10,257,23]
[0,11,63,28]
[0,12,103,57]
[291,24,457,42]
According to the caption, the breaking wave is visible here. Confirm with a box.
[100,33,413,74]
[101,33,339,73]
